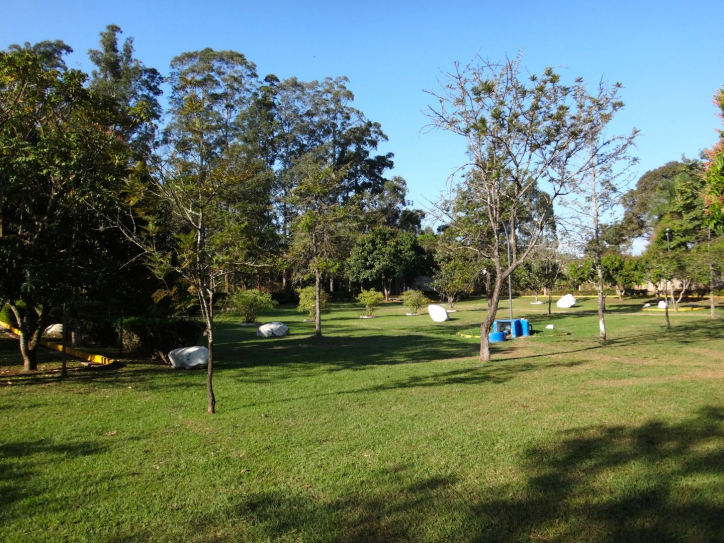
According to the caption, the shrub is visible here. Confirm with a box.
[401,289,429,314]
[121,317,201,362]
[0,304,19,326]
[227,289,277,323]
[296,286,329,319]
[357,289,385,316]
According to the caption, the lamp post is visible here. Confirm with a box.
[664,228,671,329]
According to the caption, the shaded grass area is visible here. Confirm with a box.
[1,298,723,541]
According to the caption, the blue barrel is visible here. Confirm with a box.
[520,319,530,336]
[489,331,506,343]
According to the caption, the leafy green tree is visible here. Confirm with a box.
[703,86,724,235]
[0,48,132,370]
[516,250,563,314]
[566,259,595,290]
[246,75,397,289]
[357,289,384,316]
[617,161,690,243]
[427,54,634,361]
[7,40,72,70]
[430,253,480,309]
[123,49,265,414]
[601,254,646,300]
[287,151,352,336]
[346,226,420,301]
[87,24,163,156]
[297,285,330,319]
[227,289,276,324]
[401,289,429,314]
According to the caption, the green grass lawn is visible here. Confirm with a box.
[1,297,723,542]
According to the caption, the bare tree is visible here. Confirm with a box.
[426,54,635,362]
[559,97,638,341]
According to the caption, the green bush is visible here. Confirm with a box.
[227,289,277,323]
[0,304,18,326]
[401,289,429,314]
[357,289,385,316]
[296,286,329,319]
[121,317,201,361]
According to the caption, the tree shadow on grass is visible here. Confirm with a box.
[467,405,724,542]
[182,407,724,542]
[188,467,461,542]
[0,438,106,523]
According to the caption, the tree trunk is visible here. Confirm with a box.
[548,290,552,315]
[711,262,717,319]
[675,280,690,308]
[19,335,38,372]
[479,278,503,363]
[382,278,390,302]
[329,277,334,293]
[315,269,322,337]
[61,304,68,378]
[596,260,607,342]
[11,303,46,372]
[205,291,216,415]
[664,279,671,329]
[534,290,539,303]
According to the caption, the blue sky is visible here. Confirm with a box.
[3,0,723,217]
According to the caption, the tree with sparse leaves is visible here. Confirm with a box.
[426,54,635,361]
[121,49,267,414]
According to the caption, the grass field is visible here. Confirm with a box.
[1,297,723,542]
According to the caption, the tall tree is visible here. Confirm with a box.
[346,226,420,301]
[703,86,724,235]
[122,49,266,414]
[0,48,131,370]
[426,55,635,361]
[561,99,638,341]
[287,151,352,336]
[87,24,162,156]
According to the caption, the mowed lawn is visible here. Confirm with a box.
[1,297,723,542]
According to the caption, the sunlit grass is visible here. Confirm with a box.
[1,296,723,541]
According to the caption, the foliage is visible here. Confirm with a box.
[356,288,385,316]
[601,254,647,298]
[346,226,421,301]
[121,316,200,360]
[617,161,690,242]
[401,289,429,314]
[516,250,563,313]
[426,54,635,361]
[566,259,596,289]
[0,47,133,370]
[296,285,329,319]
[430,253,480,309]
[703,87,724,234]
[227,289,277,324]
[287,151,353,335]
[87,24,163,156]
[121,48,271,413]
